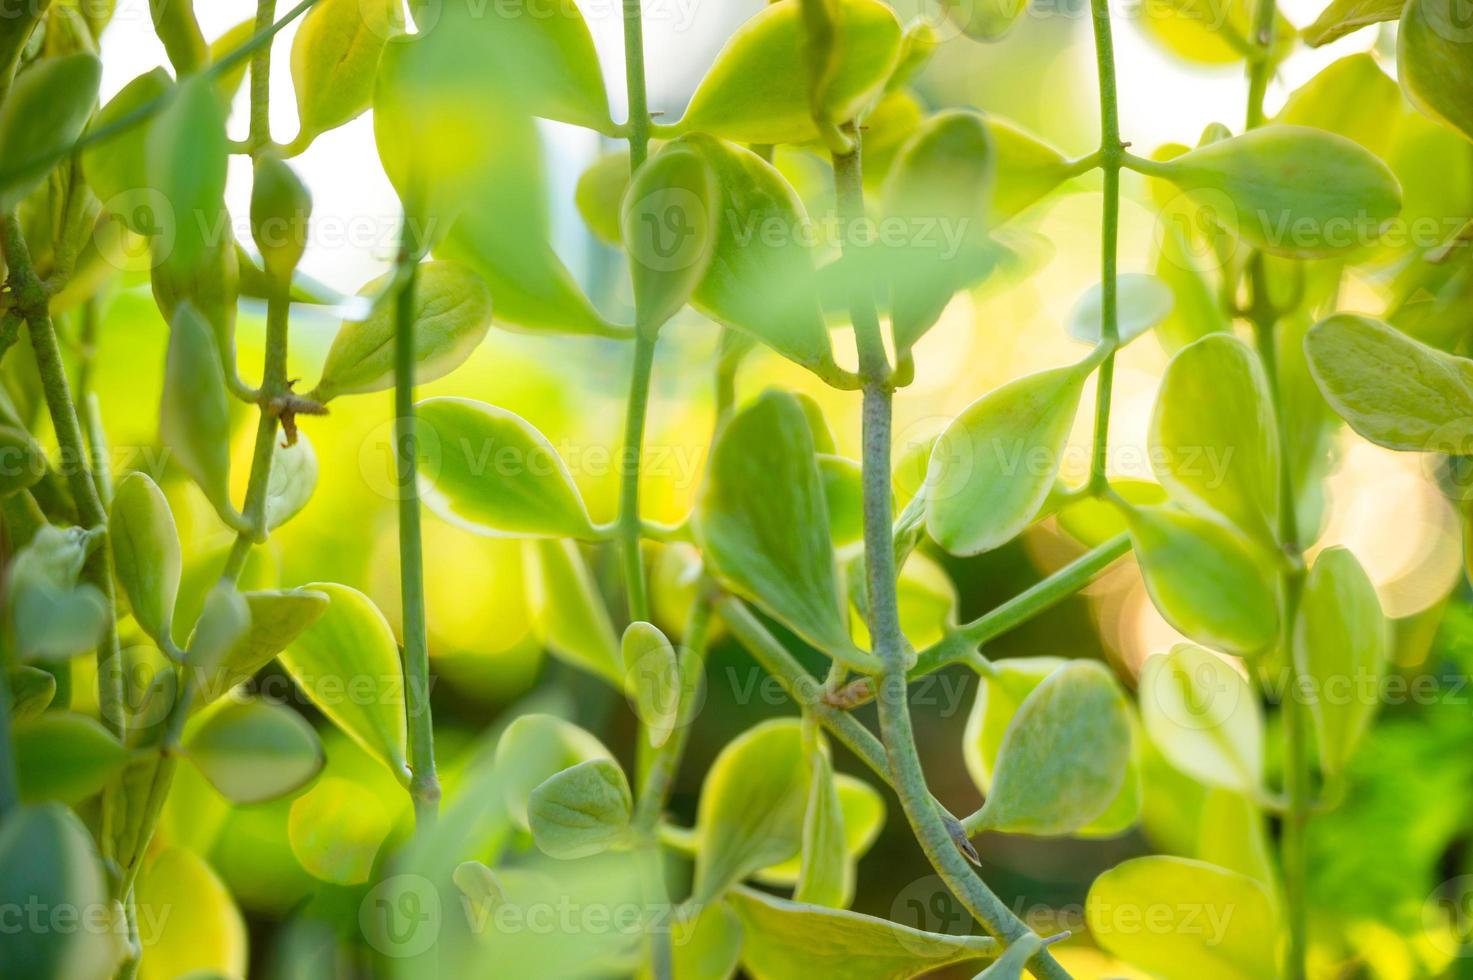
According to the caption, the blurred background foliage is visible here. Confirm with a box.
[39,0,1473,976]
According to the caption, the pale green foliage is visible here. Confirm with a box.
[277,583,408,780]
[623,621,679,748]
[925,363,1088,556]
[415,397,596,539]
[110,473,181,649]
[315,262,493,400]
[493,714,615,831]
[1087,856,1278,978]
[0,53,100,209]
[528,758,633,859]
[184,699,324,805]
[1140,645,1263,793]
[1400,0,1473,143]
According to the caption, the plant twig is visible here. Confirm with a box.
[1086,0,1123,496]
[393,221,440,830]
[831,141,1069,980]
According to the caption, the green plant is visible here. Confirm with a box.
[0,0,1470,977]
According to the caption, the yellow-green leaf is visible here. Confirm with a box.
[925,363,1089,556]
[160,302,235,525]
[287,776,392,885]
[1293,546,1386,774]
[1400,0,1473,143]
[528,758,633,860]
[677,0,903,144]
[623,621,679,748]
[0,53,101,209]
[417,397,597,540]
[290,0,402,145]
[623,145,720,335]
[524,539,622,685]
[315,262,493,401]
[1125,505,1280,655]
[494,714,614,830]
[111,472,181,649]
[1140,644,1263,793]
[13,714,128,805]
[277,583,409,781]
[136,846,245,980]
[1087,856,1277,979]
[184,698,324,804]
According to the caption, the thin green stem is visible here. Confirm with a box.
[621,0,651,169]
[1086,0,1123,496]
[832,143,1068,979]
[633,593,715,831]
[394,228,440,830]
[1250,258,1309,978]
[0,216,125,739]
[619,335,656,622]
[834,533,1133,708]
[249,0,276,150]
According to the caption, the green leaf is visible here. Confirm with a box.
[939,0,1028,40]
[0,426,42,499]
[1294,547,1386,774]
[794,741,849,907]
[9,666,56,721]
[1150,334,1280,549]
[161,302,235,525]
[1152,218,1231,355]
[1124,505,1280,655]
[694,718,810,904]
[416,397,597,539]
[972,661,1133,836]
[8,527,107,664]
[249,153,312,282]
[575,150,629,245]
[287,776,392,885]
[1196,788,1275,889]
[528,758,633,860]
[524,539,622,685]
[494,714,614,830]
[1136,0,1295,65]
[964,658,1142,838]
[452,860,504,908]
[1304,0,1405,46]
[976,934,1043,980]
[1149,124,1402,258]
[290,0,402,145]
[200,588,330,703]
[111,472,181,648]
[265,431,317,531]
[987,118,1078,222]
[880,109,997,352]
[623,145,719,335]
[82,68,171,231]
[188,583,251,680]
[1305,312,1473,451]
[623,621,679,748]
[1400,0,1473,143]
[147,74,229,274]
[1087,856,1278,979]
[12,714,128,805]
[820,454,865,551]
[277,583,409,781]
[0,805,121,980]
[925,362,1088,556]
[752,773,885,885]
[680,135,839,378]
[1066,273,1174,347]
[148,0,208,72]
[677,0,902,144]
[0,54,101,210]
[1278,54,1402,156]
[1140,644,1263,793]
[695,391,873,670]
[184,698,324,804]
[314,262,493,401]
[413,0,611,131]
[134,845,246,980]
[727,886,993,979]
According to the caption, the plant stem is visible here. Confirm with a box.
[1242,2,1308,969]
[633,593,714,830]
[1250,257,1309,978]
[831,144,1068,979]
[393,227,440,830]
[248,0,276,151]
[835,533,1133,709]
[1086,0,1123,495]
[0,216,125,739]
[616,0,655,624]
[619,334,656,622]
